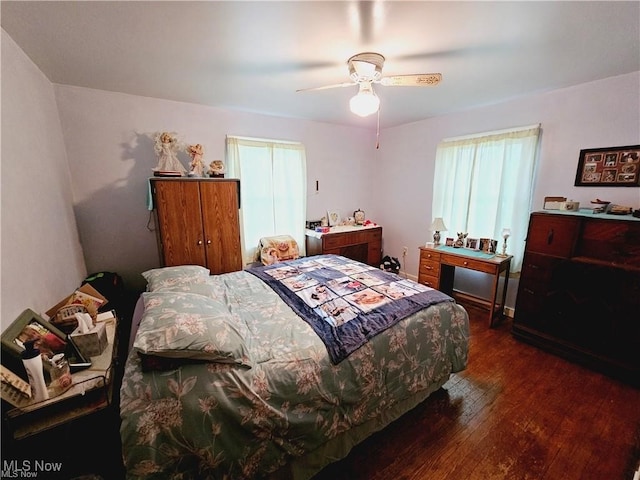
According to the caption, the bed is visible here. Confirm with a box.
[120,255,470,479]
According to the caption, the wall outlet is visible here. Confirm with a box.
[402,246,408,256]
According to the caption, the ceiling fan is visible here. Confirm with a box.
[297,52,442,117]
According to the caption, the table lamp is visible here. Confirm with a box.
[497,228,511,257]
[430,217,447,245]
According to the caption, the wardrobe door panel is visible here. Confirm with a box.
[154,180,206,267]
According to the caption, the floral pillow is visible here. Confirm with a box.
[149,278,226,300]
[142,265,210,292]
[133,292,252,368]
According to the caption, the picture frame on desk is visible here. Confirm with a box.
[478,238,498,254]
[327,210,341,227]
[1,309,91,377]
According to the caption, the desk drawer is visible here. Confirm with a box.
[323,229,381,249]
[442,253,496,274]
[420,249,441,262]
[419,258,441,277]
[323,233,349,249]
[418,273,440,289]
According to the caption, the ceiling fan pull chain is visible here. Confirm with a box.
[376,106,381,149]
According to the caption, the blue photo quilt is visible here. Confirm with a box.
[247,255,453,363]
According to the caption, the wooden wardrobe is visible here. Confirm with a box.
[150,178,242,274]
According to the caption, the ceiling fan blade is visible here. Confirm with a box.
[296,82,356,92]
[379,73,442,87]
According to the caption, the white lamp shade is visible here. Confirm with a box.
[430,217,447,231]
[349,85,380,117]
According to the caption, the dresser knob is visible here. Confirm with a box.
[197,240,203,245]
[463,261,469,266]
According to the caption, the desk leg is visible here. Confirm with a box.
[500,260,511,325]
[489,260,511,328]
[489,269,501,328]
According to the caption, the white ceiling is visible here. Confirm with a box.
[2,1,639,128]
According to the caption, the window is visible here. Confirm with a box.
[226,136,307,264]
[431,125,540,272]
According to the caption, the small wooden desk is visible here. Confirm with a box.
[306,225,382,267]
[418,246,512,327]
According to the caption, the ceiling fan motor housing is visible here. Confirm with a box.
[348,52,385,83]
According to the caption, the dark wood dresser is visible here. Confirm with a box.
[513,210,640,385]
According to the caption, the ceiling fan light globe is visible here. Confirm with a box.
[349,91,380,117]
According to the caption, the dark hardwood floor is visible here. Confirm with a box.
[313,303,640,480]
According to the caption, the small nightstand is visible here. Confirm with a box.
[3,317,119,440]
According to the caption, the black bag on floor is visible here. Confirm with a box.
[380,255,401,274]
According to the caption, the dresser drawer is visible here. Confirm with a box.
[577,219,640,267]
[526,214,580,258]
[521,252,564,282]
[515,285,547,312]
[518,277,555,298]
[441,253,496,274]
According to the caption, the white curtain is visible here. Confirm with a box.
[432,125,540,272]
[226,136,307,264]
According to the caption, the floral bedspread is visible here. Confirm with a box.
[120,268,469,479]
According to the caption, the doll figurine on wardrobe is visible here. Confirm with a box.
[153,131,186,175]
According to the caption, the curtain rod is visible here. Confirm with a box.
[226,134,302,145]
[441,123,541,143]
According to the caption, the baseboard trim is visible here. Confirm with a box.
[399,272,515,318]
[451,290,514,318]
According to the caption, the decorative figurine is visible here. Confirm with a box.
[208,160,225,178]
[153,131,186,175]
[454,232,468,248]
[187,143,206,177]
